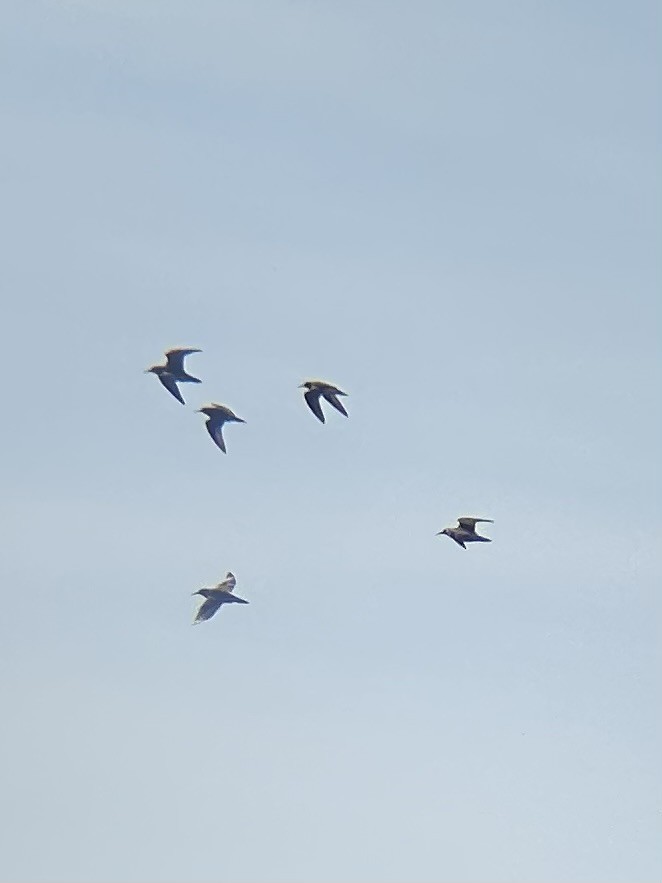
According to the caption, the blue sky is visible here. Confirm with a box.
[1,1,660,881]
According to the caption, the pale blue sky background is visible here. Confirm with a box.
[1,1,660,881]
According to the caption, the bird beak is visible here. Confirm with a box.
[298,383,306,388]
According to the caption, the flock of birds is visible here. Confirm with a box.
[146,346,494,624]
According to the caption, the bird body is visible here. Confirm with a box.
[299,380,349,423]
[197,403,246,453]
[146,348,202,404]
[192,572,248,623]
[437,517,493,549]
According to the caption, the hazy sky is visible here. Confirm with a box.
[1,1,660,881]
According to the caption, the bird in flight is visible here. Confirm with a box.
[196,403,246,453]
[437,517,493,549]
[299,380,349,423]
[145,347,202,404]
[192,572,249,624]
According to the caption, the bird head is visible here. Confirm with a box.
[298,381,313,390]
[144,365,159,374]
[436,528,450,537]
[196,406,215,416]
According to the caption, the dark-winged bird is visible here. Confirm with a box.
[196,402,246,453]
[299,380,349,423]
[192,572,248,624]
[437,517,493,549]
[145,347,202,404]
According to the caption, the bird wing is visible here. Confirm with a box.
[215,572,236,592]
[158,372,185,404]
[165,348,201,373]
[205,417,227,453]
[457,517,493,531]
[450,534,467,549]
[323,391,348,417]
[304,388,325,423]
[211,404,242,421]
[193,595,225,623]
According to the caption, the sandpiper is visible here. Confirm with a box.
[437,517,493,549]
[196,403,246,453]
[192,572,249,624]
[299,380,349,423]
[145,347,202,405]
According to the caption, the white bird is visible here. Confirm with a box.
[145,347,202,405]
[299,380,349,423]
[192,572,249,624]
[437,517,493,549]
[196,403,246,453]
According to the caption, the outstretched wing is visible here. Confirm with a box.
[215,572,236,592]
[304,389,325,423]
[457,517,493,531]
[193,595,224,623]
[165,348,201,373]
[323,391,348,417]
[450,534,467,549]
[205,418,227,453]
[158,372,185,404]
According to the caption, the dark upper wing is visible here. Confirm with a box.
[205,417,227,453]
[304,389,325,423]
[193,595,224,623]
[457,517,492,531]
[165,348,201,373]
[323,392,348,417]
[451,534,467,549]
[158,372,185,404]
